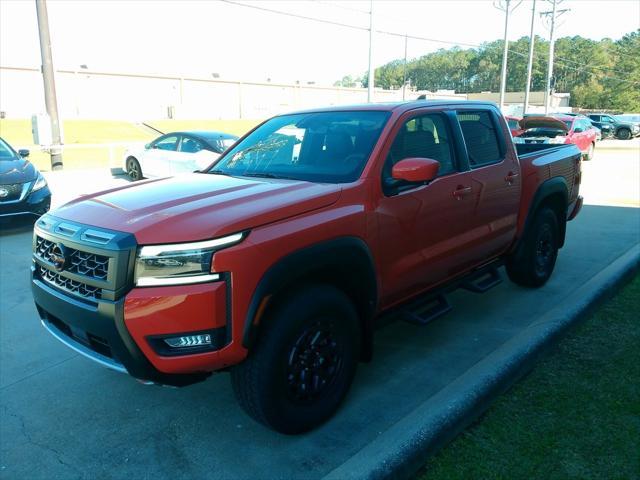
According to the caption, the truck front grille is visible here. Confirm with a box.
[0,183,24,202]
[38,264,102,300]
[35,236,109,281]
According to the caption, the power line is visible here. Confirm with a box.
[220,0,369,32]
[220,0,639,86]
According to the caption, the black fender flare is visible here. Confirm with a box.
[517,176,569,252]
[242,237,378,360]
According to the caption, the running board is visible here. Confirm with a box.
[401,294,452,326]
[461,267,502,293]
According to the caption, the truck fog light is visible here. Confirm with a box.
[164,334,212,348]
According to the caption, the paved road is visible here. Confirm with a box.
[1,145,638,479]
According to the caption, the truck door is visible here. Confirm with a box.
[375,110,478,306]
[455,109,521,262]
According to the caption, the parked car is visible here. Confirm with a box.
[32,101,582,433]
[505,115,523,137]
[587,113,640,140]
[514,115,597,160]
[0,137,51,219]
[558,113,605,140]
[616,113,640,125]
[124,131,238,180]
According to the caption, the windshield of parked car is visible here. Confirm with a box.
[0,138,19,161]
[208,111,390,183]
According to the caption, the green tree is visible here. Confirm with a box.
[359,30,639,111]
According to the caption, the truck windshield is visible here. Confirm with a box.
[0,138,19,161]
[208,111,390,183]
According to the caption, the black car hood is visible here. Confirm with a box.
[0,159,37,184]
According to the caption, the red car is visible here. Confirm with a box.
[515,115,597,160]
[32,101,582,433]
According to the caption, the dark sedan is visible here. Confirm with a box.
[0,138,51,219]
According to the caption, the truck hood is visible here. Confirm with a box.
[0,158,37,184]
[53,173,342,244]
[519,116,569,132]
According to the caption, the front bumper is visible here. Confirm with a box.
[0,185,51,217]
[31,216,237,386]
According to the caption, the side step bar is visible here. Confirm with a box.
[461,267,502,293]
[401,294,452,326]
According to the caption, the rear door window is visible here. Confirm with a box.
[180,137,204,153]
[457,111,503,167]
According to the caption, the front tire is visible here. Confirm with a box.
[585,142,595,161]
[231,285,360,434]
[506,207,560,287]
[617,128,631,140]
[126,157,143,181]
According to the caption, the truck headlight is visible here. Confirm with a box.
[32,173,48,191]
[134,232,245,287]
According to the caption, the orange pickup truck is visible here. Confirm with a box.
[32,101,582,433]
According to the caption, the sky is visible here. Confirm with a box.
[1,0,639,85]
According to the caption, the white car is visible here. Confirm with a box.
[124,131,239,180]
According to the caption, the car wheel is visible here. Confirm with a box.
[231,285,360,434]
[585,142,595,161]
[617,128,631,140]
[126,157,143,181]
[506,207,560,288]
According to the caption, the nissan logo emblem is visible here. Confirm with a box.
[50,243,68,272]
[0,188,8,198]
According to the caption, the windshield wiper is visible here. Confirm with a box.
[241,172,297,180]
[208,169,233,176]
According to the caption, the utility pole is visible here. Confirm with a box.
[523,0,536,115]
[367,0,374,103]
[402,34,408,101]
[540,0,569,114]
[35,0,63,170]
[494,0,522,111]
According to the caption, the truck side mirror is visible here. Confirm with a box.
[392,157,440,183]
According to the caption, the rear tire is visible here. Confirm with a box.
[231,285,360,434]
[506,207,559,287]
[126,157,143,181]
[617,128,631,140]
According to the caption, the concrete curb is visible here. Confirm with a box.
[324,244,640,480]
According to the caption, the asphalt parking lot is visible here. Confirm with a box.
[1,142,638,479]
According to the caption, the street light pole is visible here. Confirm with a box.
[35,0,63,170]
[402,34,408,101]
[498,0,511,110]
[540,0,568,115]
[543,0,557,115]
[523,0,536,115]
[494,0,522,111]
[367,0,374,103]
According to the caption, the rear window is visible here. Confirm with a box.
[457,111,502,167]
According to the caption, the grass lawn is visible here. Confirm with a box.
[420,274,640,480]
[0,119,153,145]
[0,118,261,171]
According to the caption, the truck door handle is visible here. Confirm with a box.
[453,185,472,199]
[505,171,519,184]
